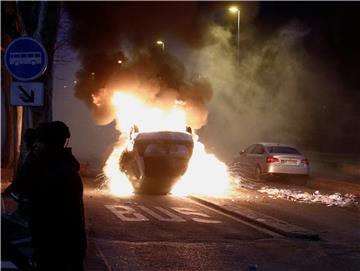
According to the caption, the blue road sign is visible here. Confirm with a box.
[4,37,48,81]
[10,82,44,106]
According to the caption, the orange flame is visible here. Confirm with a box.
[100,90,230,196]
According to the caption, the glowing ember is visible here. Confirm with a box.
[98,90,229,196]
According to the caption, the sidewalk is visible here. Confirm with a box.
[308,160,360,196]
[307,176,360,196]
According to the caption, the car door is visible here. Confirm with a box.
[239,144,257,173]
[252,144,266,171]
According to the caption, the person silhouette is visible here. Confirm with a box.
[28,121,86,271]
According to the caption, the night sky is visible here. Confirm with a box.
[257,2,360,90]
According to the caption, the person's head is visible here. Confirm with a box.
[35,121,71,153]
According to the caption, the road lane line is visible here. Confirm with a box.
[171,207,222,224]
[189,196,319,240]
[93,240,113,271]
[186,197,282,237]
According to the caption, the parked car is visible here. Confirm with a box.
[231,143,310,182]
[119,128,194,194]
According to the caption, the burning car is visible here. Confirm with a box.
[119,126,194,194]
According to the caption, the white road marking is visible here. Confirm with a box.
[138,206,186,222]
[188,199,282,237]
[171,207,222,224]
[105,205,222,224]
[105,205,149,221]
[93,239,113,271]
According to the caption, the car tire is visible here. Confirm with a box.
[254,165,262,181]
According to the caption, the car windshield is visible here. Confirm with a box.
[267,146,301,155]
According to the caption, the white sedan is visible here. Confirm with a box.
[231,143,310,181]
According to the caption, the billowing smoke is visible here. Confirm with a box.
[80,49,212,129]
[65,2,218,130]
[64,2,360,162]
[187,20,359,159]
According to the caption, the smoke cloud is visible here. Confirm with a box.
[65,2,219,130]
[64,2,359,162]
[187,20,359,160]
[88,49,213,129]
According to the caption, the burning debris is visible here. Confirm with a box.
[258,187,358,207]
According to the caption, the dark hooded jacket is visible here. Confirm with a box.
[28,147,87,260]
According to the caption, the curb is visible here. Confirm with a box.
[189,195,319,240]
[307,178,360,196]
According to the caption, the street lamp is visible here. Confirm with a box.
[156,40,165,51]
[229,6,240,63]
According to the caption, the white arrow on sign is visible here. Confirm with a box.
[10,82,44,106]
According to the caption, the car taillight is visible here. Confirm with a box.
[266,156,279,163]
[301,159,309,165]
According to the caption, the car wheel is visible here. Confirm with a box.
[254,165,262,181]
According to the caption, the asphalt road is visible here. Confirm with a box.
[226,180,360,245]
[83,184,360,271]
[84,190,271,271]
[2,172,359,270]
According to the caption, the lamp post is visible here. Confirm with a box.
[156,40,165,52]
[229,6,240,63]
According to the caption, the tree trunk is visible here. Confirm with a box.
[21,1,61,127]
[30,1,61,125]
[1,2,23,169]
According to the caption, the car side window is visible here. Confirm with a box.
[253,145,265,154]
[246,145,256,154]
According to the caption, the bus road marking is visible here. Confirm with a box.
[105,205,149,222]
[172,207,222,224]
[138,206,186,222]
[105,205,222,223]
